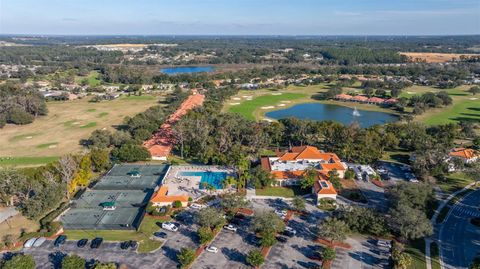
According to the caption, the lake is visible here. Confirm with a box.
[160,66,215,75]
[265,103,399,128]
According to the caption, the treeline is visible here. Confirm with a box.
[85,88,191,162]
[0,82,47,128]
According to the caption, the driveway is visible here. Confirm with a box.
[192,217,256,269]
[331,237,390,269]
[440,189,480,269]
[355,179,388,212]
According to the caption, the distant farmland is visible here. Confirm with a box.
[400,52,479,63]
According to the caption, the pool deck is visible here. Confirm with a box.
[162,165,236,200]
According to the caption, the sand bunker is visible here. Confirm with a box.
[25,136,33,139]
[280,101,291,103]
[261,106,275,110]
[407,92,414,94]
[262,118,274,122]
[271,93,283,95]
[242,95,253,98]
[229,103,241,105]
[277,104,286,107]
[232,97,241,100]
[48,145,57,149]
[469,98,478,100]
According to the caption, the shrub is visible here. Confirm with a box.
[344,169,355,180]
[173,200,183,208]
[246,249,265,267]
[8,108,34,125]
[61,254,86,269]
[322,246,336,261]
[198,226,214,244]
[2,254,36,269]
[177,248,196,269]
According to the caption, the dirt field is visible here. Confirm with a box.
[400,52,479,63]
[0,214,39,241]
[0,95,160,161]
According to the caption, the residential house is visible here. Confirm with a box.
[449,148,479,164]
[261,146,347,186]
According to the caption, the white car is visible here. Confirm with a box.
[32,237,47,247]
[205,246,218,253]
[24,238,38,248]
[285,226,297,235]
[162,222,178,232]
[223,224,237,232]
[190,203,206,209]
[377,240,391,248]
[275,210,287,217]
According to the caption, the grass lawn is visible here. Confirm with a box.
[382,150,411,164]
[409,85,480,125]
[255,186,310,198]
[0,156,60,166]
[76,71,101,87]
[437,172,474,194]
[0,95,161,165]
[405,239,426,269]
[63,216,166,253]
[431,242,441,269]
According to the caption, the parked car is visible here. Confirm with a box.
[77,239,88,248]
[32,237,47,247]
[24,238,37,248]
[275,210,287,216]
[276,236,288,243]
[285,226,297,235]
[54,235,67,247]
[90,237,103,249]
[205,246,218,253]
[190,203,206,209]
[223,224,237,232]
[162,222,178,232]
[154,232,167,238]
[120,241,131,250]
[129,241,138,250]
[377,240,392,249]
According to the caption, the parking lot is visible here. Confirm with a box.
[21,209,200,269]
[376,161,416,183]
[263,213,322,269]
[193,215,256,269]
[331,237,390,269]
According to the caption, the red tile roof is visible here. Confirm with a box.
[313,180,337,195]
[367,97,385,104]
[352,95,369,102]
[150,185,190,203]
[335,94,353,100]
[449,148,478,160]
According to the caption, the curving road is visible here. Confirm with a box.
[440,189,480,269]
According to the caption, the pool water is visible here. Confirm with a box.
[179,171,227,190]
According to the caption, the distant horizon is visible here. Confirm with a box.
[1,34,480,38]
[1,0,479,36]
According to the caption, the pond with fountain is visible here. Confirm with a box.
[265,103,399,128]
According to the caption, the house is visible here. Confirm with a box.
[351,95,369,103]
[449,148,479,164]
[261,146,347,186]
[384,98,398,105]
[313,179,337,202]
[367,97,385,104]
[334,94,353,101]
[150,185,190,207]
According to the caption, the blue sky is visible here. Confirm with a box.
[0,0,479,35]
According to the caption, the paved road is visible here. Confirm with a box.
[440,189,480,269]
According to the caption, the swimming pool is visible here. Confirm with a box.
[179,171,227,190]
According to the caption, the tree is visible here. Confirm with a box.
[363,88,374,97]
[111,144,151,162]
[322,246,336,261]
[173,200,183,208]
[300,167,317,189]
[375,89,387,98]
[90,148,111,172]
[260,231,277,247]
[338,206,388,236]
[318,217,349,243]
[246,249,265,267]
[54,155,78,198]
[198,226,214,244]
[195,207,225,229]
[389,203,433,240]
[93,262,117,269]
[61,254,86,269]
[392,244,412,269]
[2,254,36,269]
[252,211,285,236]
[291,196,306,212]
[250,166,275,188]
[468,86,480,95]
[177,248,195,269]
[220,194,249,213]
[327,169,342,191]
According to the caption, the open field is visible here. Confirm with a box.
[75,71,101,87]
[0,95,160,166]
[400,52,479,63]
[0,213,40,241]
[409,85,480,125]
[63,216,164,253]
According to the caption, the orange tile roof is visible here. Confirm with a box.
[352,95,369,102]
[271,170,305,179]
[150,185,190,203]
[367,97,385,103]
[277,146,327,161]
[313,180,337,195]
[260,157,271,172]
[449,148,478,160]
[320,163,346,172]
[335,94,353,100]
